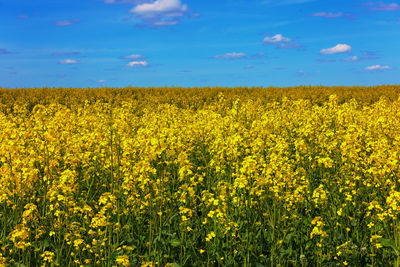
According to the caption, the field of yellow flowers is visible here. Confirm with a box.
[1,86,400,266]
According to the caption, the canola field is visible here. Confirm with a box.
[1,86,400,266]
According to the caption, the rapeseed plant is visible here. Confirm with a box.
[0,86,400,265]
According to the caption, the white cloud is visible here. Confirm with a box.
[369,3,400,11]
[344,56,359,61]
[310,12,343,18]
[129,0,188,26]
[365,65,391,71]
[122,54,145,59]
[131,0,187,16]
[127,61,149,67]
[152,19,179,26]
[212,52,247,59]
[263,34,292,44]
[320,43,351,54]
[97,80,107,83]
[59,59,79,64]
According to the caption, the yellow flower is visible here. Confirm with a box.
[41,251,55,263]
[206,231,216,242]
[370,235,382,243]
[9,224,30,250]
[337,208,342,216]
[116,255,130,267]
[73,239,84,249]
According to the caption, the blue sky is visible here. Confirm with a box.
[1,0,399,88]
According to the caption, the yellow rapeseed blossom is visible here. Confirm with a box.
[41,251,55,263]
[206,231,216,242]
[0,87,400,266]
[115,255,130,267]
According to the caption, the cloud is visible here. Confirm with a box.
[59,59,79,64]
[320,43,351,54]
[310,12,343,18]
[369,3,400,11]
[53,19,80,26]
[130,0,188,27]
[263,34,292,44]
[365,64,391,71]
[344,56,359,61]
[97,80,107,83]
[131,0,187,15]
[0,48,13,55]
[121,54,145,60]
[262,34,303,50]
[126,61,149,67]
[212,52,247,59]
[52,52,81,56]
[151,19,179,26]
[344,51,377,61]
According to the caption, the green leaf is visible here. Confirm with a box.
[43,239,50,249]
[170,239,181,247]
[379,238,399,256]
[279,247,293,257]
